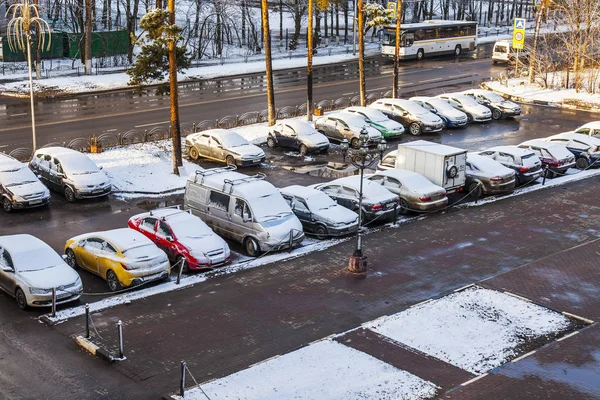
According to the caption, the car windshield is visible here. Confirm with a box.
[483,92,505,103]
[399,101,429,116]
[14,247,64,272]
[122,244,157,259]
[429,99,455,112]
[455,95,480,107]
[220,133,249,148]
[548,145,574,159]
[305,192,337,211]
[61,155,101,176]
[0,166,38,187]
[289,123,319,137]
[362,108,388,123]
[169,215,213,238]
[521,153,539,167]
[250,193,293,222]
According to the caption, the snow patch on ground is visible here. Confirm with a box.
[172,340,438,400]
[365,286,571,374]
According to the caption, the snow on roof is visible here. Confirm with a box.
[280,185,322,199]
[329,175,393,196]
[467,153,509,171]
[399,140,466,156]
[326,111,369,126]
[0,234,63,269]
[279,120,317,134]
[486,145,535,156]
[97,228,153,251]
[0,154,24,172]
[519,139,559,148]
[577,121,600,130]
[188,169,276,198]
[34,146,79,157]
[552,132,600,144]
[385,19,477,30]
[375,169,440,190]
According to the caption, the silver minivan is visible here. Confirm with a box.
[183,166,304,257]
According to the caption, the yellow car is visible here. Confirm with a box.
[64,228,170,292]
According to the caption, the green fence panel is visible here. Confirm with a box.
[1,32,65,62]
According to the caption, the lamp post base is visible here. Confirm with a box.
[348,250,368,274]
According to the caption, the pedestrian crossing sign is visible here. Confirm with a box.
[514,18,526,30]
[387,1,397,19]
[513,18,526,50]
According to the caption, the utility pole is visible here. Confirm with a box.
[307,0,313,121]
[33,0,41,79]
[168,0,183,174]
[528,0,547,83]
[84,0,92,75]
[357,0,365,105]
[262,0,276,126]
[392,0,402,98]
[352,0,357,55]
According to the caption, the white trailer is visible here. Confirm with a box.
[396,140,467,193]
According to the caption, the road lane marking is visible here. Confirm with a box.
[135,121,169,128]
[418,78,442,83]
[10,113,27,117]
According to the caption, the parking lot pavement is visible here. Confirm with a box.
[50,176,600,398]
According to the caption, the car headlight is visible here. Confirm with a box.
[29,287,52,295]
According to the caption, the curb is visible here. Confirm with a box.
[75,336,115,363]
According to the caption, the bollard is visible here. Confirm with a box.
[176,259,185,285]
[117,320,124,359]
[51,288,56,317]
[180,360,187,396]
[85,304,90,339]
[288,230,294,253]
[542,165,548,185]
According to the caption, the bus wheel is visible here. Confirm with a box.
[454,45,461,56]
[416,49,424,61]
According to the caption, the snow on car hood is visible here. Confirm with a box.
[420,112,443,125]
[440,108,467,120]
[377,119,404,132]
[261,213,303,242]
[178,234,228,255]
[70,171,110,188]
[7,181,48,198]
[301,132,329,146]
[314,204,358,225]
[19,263,80,290]
[464,103,492,116]
[233,144,265,158]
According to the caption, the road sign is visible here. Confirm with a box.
[513,18,526,50]
[387,1,397,19]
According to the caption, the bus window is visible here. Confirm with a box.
[402,33,414,47]
[414,29,425,41]
[383,32,395,46]
[424,29,436,39]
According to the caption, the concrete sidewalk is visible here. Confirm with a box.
[52,176,600,398]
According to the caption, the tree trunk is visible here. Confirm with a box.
[336,3,339,37]
[33,0,42,80]
[344,0,348,43]
[358,0,365,105]
[242,0,246,45]
[528,0,545,83]
[168,0,183,174]
[324,7,328,39]
[85,0,93,75]
[280,0,283,40]
[307,0,313,121]
[156,0,162,8]
[392,0,402,98]
[262,0,276,126]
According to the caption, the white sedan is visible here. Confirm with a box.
[409,96,468,128]
[0,234,82,309]
[436,93,492,123]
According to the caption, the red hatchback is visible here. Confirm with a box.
[128,208,231,271]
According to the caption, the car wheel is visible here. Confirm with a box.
[2,197,13,213]
[576,157,590,170]
[493,60,498,65]
[266,136,276,148]
[454,45,461,56]
[466,113,473,123]
[225,155,236,167]
[15,288,28,310]
[64,186,76,202]
[299,144,308,156]
[359,210,368,225]
[106,270,122,292]
[188,146,200,161]
[409,122,421,136]
[545,169,556,179]
[350,137,360,149]
[315,225,328,240]
[65,249,77,269]
[469,182,483,199]
[244,237,261,257]
[514,175,521,187]
[399,199,410,214]
[416,49,424,60]
[491,108,503,120]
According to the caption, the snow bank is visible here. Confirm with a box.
[486,78,600,107]
[172,340,438,400]
[365,286,571,374]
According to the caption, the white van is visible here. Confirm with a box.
[183,166,304,257]
[492,40,528,64]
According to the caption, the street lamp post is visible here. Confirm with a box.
[340,128,387,274]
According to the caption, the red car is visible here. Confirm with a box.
[128,208,231,271]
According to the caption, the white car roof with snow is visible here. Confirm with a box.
[548,132,600,145]
[374,169,444,189]
[0,154,24,171]
[468,153,512,171]
[92,228,154,251]
[280,185,323,199]
[0,234,63,268]
[34,147,101,173]
[345,106,386,118]
[399,140,466,156]
[519,139,564,149]
[326,175,394,196]
[576,121,600,130]
[187,170,277,199]
[485,146,536,157]
[278,120,317,133]
[34,146,81,157]
[325,112,370,126]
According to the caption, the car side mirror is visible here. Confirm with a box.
[242,215,251,223]
[0,265,13,272]
[78,240,86,247]
[57,173,66,179]
[166,236,174,242]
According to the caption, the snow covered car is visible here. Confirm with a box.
[0,234,82,309]
[367,169,448,214]
[544,132,600,170]
[315,112,383,148]
[478,146,543,186]
[280,185,359,238]
[128,208,231,271]
[266,120,330,155]
[466,154,516,198]
[344,106,405,138]
[462,89,521,120]
[518,139,576,178]
[436,93,492,123]
[185,129,265,167]
[369,98,444,135]
[64,228,170,292]
[573,121,600,137]
[0,154,50,212]
[311,176,399,224]
[409,96,468,128]
[29,147,111,202]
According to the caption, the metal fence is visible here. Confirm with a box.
[4,91,393,162]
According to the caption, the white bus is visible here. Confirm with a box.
[381,20,478,61]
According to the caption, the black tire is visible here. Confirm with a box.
[188,146,200,161]
[454,45,461,56]
[493,60,498,65]
[408,122,421,136]
[491,108,503,120]
[64,186,76,202]
[350,137,360,149]
[106,270,122,292]
[469,182,483,199]
[576,157,590,170]
[266,136,276,148]
[2,197,13,213]
[514,175,521,187]
[65,249,77,269]
[244,237,260,257]
[225,155,236,167]
[15,288,28,310]
[416,49,424,60]
[315,225,328,240]
[466,113,473,123]
[546,169,556,179]
[399,199,410,215]
[299,144,308,156]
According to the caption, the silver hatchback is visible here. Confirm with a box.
[186,129,265,167]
